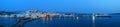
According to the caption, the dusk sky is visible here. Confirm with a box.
[0,0,120,13]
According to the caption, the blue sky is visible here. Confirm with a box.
[0,0,120,13]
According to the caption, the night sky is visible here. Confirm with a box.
[0,0,120,13]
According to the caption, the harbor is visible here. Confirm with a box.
[0,10,112,27]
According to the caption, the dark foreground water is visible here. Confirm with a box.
[0,15,120,27]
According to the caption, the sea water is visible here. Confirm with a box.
[0,15,120,27]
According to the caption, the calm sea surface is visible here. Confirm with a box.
[0,15,120,27]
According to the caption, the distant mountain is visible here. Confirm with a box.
[0,11,17,15]
[109,13,120,15]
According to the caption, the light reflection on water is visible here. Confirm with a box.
[24,17,94,27]
[0,16,120,27]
